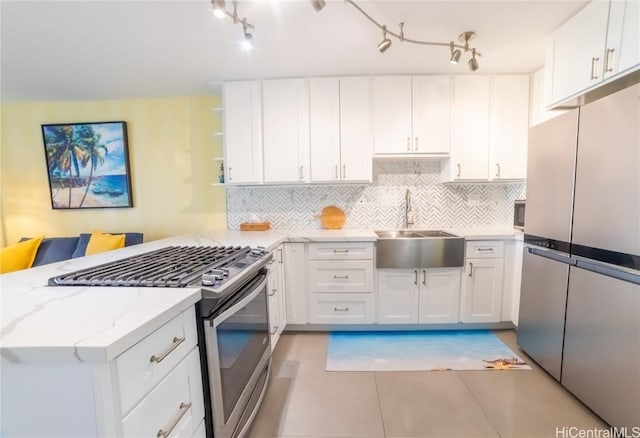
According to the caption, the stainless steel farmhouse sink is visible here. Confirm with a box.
[375,230,465,269]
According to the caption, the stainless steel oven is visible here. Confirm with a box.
[199,270,271,438]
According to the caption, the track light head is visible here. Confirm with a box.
[310,0,326,12]
[378,25,392,53]
[212,0,226,18]
[468,48,479,71]
[241,18,253,50]
[449,41,461,64]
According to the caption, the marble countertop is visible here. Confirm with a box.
[0,228,521,365]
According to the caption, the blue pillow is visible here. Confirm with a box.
[20,237,80,266]
[72,232,144,258]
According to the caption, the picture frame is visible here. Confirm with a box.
[41,121,133,209]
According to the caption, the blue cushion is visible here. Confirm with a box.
[20,237,79,266]
[72,232,144,258]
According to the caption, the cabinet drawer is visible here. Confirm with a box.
[308,294,375,323]
[122,348,204,437]
[466,240,504,258]
[116,309,198,415]
[308,260,373,293]
[307,242,374,260]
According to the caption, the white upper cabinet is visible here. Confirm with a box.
[605,0,640,78]
[546,0,640,106]
[489,75,530,180]
[442,75,529,182]
[411,76,452,154]
[262,79,310,183]
[309,77,372,182]
[443,75,491,181]
[223,81,263,184]
[373,76,451,155]
[339,77,373,181]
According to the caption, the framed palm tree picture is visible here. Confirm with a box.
[41,121,133,209]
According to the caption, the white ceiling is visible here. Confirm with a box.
[0,0,588,102]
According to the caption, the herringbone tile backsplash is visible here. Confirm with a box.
[227,161,526,230]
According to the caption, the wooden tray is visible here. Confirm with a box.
[240,222,271,231]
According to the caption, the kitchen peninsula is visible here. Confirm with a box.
[1,227,521,437]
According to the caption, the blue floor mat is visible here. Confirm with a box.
[327,330,531,371]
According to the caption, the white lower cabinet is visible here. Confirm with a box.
[267,244,287,350]
[308,293,375,323]
[1,307,205,437]
[283,243,307,325]
[461,241,505,323]
[307,242,375,324]
[378,268,461,324]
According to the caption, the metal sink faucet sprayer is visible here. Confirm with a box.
[405,189,414,228]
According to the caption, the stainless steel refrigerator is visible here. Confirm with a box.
[518,83,639,429]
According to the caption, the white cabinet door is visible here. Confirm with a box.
[605,0,640,79]
[310,78,341,182]
[267,258,281,350]
[418,268,461,323]
[547,1,609,104]
[448,75,491,180]
[377,269,419,323]
[411,76,451,154]
[372,76,412,154]
[309,77,372,182]
[262,79,310,183]
[490,75,530,180]
[223,81,262,184]
[339,77,372,181]
[283,243,307,324]
[461,258,504,323]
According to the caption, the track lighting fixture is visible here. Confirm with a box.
[449,42,461,64]
[468,48,479,71]
[212,0,226,19]
[210,0,255,49]
[315,0,482,70]
[378,25,392,53]
[310,0,326,12]
[241,18,253,51]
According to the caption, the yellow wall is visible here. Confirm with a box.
[0,96,226,245]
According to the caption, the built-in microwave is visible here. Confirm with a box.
[514,200,525,230]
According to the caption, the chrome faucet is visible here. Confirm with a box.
[405,189,414,229]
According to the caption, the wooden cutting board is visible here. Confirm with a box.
[320,206,346,229]
[240,222,271,231]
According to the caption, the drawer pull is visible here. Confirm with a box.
[422,270,426,285]
[334,307,350,312]
[149,337,185,363]
[333,249,349,253]
[590,57,600,80]
[157,402,192,438]
[477,248,494,252]
[333,274,349,279]
[414,269,418,285]
[468,262,473,277]
[271,325,279,335]
[268,288,277,296]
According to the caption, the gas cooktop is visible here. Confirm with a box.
[47,245,267,288]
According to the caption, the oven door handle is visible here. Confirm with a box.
[207,272,268,327]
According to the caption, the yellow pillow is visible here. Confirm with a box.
[0,236,44,274]
[85,231,125,256]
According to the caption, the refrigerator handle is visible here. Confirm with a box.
[526,246,575,265]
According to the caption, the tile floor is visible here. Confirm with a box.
[248,330,608,438]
